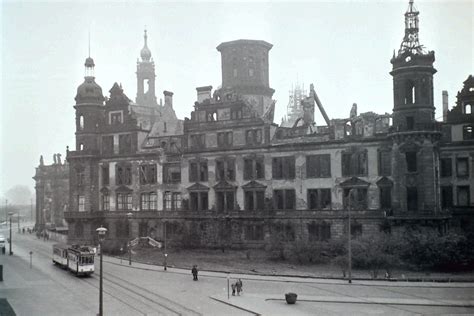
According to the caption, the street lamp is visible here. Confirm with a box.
[8,212,13,255]
[126,212,133,266]
[164,253,168,271]
[96,226,108,316]
[347,189,356,284]
[163,221,167,270]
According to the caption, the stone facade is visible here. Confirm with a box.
[33,154,69,230]
[61,3,473,249]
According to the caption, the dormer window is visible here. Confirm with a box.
[206,111,217,122]
[110,111,123,125]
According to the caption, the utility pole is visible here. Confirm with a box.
[8,213,13,255]
[4,200,7,224]
[30,199,33,222]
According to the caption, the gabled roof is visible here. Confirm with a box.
[187,183,209,191]
[339,177,370,188]
[116,185,133,193]
[242,180,267,189]
[376,176,393,187]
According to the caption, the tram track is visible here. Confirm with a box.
[15,235,200,315]
[101,270,202,316]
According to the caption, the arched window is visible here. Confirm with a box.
[465,104,472,114]
[79,115,84,130]
[404,81,416,104]
[79,143,84,151]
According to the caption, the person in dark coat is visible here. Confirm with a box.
[236,279,243,295]
[191,265,198,281]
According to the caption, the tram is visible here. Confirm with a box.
[52,244,95,276]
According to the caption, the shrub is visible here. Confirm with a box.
[399,230,474,271]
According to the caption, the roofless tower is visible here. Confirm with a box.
[389,0,444,224]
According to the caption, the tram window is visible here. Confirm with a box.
[80,256,93,265]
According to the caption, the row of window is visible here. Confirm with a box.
[93,151,391,187]
[102,134,133,155]
[441,185,471,208]
[97,192,182,211]
[189,130,264,149]
[440,157,470,178]
[81,186,394,212]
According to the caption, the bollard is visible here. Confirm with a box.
[0,265,3,282]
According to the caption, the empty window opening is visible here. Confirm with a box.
[79,115,84,130]
[273,189,296,210]
[79,143,84,151]
[440,158,452,177]
[457,186,470,206]
[379,186,392,209]
[406,151,417,172]
[404,81,416,104]
[441,186,453,209]
[463,125,474,140]
[456,157,469,177]
[465,104,472,114]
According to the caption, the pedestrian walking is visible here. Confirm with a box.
[236,278,243,295]
[191,265,198,281]
[231,283,236,296]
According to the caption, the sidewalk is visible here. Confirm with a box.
[104,255,474,288]
[210,292,474,316]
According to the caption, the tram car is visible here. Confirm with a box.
[52,244,95,276]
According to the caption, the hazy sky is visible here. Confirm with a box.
[0,0,472,197]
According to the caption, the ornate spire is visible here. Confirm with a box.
[398,0,426,56]
[84,31,95,77]
[140,28,152,61]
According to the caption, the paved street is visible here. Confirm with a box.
[1,225,474,315]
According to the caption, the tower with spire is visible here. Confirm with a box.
[74,53,104,153]
[136,29,157,107]
[389,0,441,216]
[68,49,105,214]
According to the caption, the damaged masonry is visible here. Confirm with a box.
[35,2,473,251]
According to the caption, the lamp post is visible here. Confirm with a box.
[164,253,168,271]
[127,212,133,266]
[96,226,107,316]
[8,212,13,255]
[163,221,167,270]
[347,189,355,284]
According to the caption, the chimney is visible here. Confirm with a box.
[163,91,173,108]
[442,90,448,122]
[196,86,213,103]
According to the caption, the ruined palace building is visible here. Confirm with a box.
[34,1,473,248]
